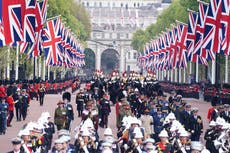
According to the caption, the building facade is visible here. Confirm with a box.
[76,0,171,74]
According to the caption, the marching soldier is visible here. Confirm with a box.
[75,129,97,153]
[76,88,85,117]
[38,84,46,106]
[54,100,68,131]
[63,92,74,131]
[82,100,99,131]
[116,99,132,130]
[190,107,203,141]
[21,89,29,121]
[204,121,218,153]
[99,94,111,128]
[174,130,191,153]
[156,129,174,153]
[0,97,8,134]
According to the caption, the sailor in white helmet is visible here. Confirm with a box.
[156,129,174,153]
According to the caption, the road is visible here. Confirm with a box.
[0,88,211,152]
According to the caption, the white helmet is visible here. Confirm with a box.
[104,128,113,136]
[158,129,168,137]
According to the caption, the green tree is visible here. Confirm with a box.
[47,0,91,41]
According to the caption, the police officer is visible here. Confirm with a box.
[190,107,203,141]
[99,94,111,128]
[0,97,8,134]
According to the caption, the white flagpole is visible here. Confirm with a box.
[6,46,10,80]
[211,60,215,84]
[179,68,181,83]
[225,56,228,83]
[43,57,46,80]
[15,43,19,80]
[196,62,199,83]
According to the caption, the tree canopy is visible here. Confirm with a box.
[47,0,91,42]
[131,0,210,51]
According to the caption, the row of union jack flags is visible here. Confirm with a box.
[42,17,85,67]
[0,0,85,67]
[137,0,230,71]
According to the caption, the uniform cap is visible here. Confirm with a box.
[104,128,113,135]
[18,129,30,137]
[192,107,199,112]
[191,141,203,151]
[143,138,155,144]
[134,88,139,92]
[11,137,22,145]
[58,129,70,137]
[54,138,65,144]
[209,121,216,126]
[59,135,71,142]
[201,148,210,153]
[179,130,189,137]
[167,112,176,120]
[158,129,168,137]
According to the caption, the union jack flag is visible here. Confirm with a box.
[0,0,5,46]
[202,0,223,54]
[170,26,178,69]
[23,0,36,42]
[186,10,208,65]
[2,0,25,44]
[176,23,188,68]
[221,0,230,55]
[43,18,63,66]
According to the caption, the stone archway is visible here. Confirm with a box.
[83,48,96,76]
[101,48,120,75]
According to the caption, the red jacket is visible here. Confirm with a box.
[6,96,14,111]
[0,86,6,98]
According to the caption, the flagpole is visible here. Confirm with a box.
[43,56,46,81]
[225,56,228,83]
[46,15,61,21]
[6,46,10,80]
[211,59,215,84]
[15,43,19,81]
[195,62,199,83]
[33,56,36,80]
[179,68,181,83]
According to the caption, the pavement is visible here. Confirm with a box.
[0,89,211,152]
